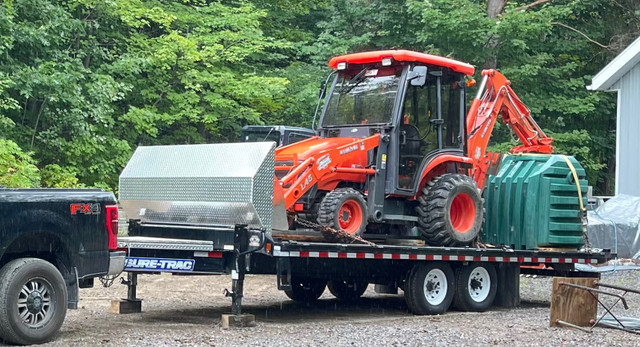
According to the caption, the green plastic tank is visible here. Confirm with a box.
[481,154,587,250]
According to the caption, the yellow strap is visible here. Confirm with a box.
[560,155,585,212]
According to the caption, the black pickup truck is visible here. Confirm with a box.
[0,188,125,345]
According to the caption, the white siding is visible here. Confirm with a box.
[616,63,640,196]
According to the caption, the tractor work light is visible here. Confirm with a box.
[381,57,393,66]
[337,62,347,70]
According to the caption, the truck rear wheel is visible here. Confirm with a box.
[416,174,483,246]
[284,277,327,303]
[453,263,497,312]
[318,188,368,236]
[404,263,454,315]
[327,279,368,301]
[0,258,68,345]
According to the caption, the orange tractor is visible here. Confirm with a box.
[274,50,553,246]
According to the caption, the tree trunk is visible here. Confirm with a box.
[483,0,507,69]
[487,0,507,18]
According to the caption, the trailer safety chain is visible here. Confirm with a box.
[294,215,377,247]
[99,274,121,288]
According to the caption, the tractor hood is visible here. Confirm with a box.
[276,137,366,162]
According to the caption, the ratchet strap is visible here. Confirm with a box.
[560,155,586,213]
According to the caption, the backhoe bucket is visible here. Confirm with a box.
[119,142,287,232]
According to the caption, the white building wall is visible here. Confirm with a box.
[615,62,640,196]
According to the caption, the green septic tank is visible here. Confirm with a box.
[481,154,587,250]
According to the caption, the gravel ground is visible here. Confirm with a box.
[4,269,640,346]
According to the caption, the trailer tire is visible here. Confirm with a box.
[404,263,454,315]
[0,258,68,345]
[284,278,327,303]
[453,263,497,312]
[318,188,368,236]
[416,174,483,246]
[327,279,368,301]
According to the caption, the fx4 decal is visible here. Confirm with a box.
[70,203,101,215]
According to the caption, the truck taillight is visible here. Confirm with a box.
[105,205,118,250]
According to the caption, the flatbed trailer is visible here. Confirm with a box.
[114,223,613,320]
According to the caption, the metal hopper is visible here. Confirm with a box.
[119,142,287,232]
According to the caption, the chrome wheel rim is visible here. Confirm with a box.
[18,278,53,327]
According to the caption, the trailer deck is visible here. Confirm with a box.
[113,225,614,324]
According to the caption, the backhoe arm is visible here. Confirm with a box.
[466,69,553,188]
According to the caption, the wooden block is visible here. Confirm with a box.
[110,299,142,314]
[550,277,598,327]
[221,314,256,329]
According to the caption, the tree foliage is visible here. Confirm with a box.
[0,0,637,193]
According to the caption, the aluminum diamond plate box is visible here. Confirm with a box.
[119,142,283,231]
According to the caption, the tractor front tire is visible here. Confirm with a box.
[416,174,483,246]
[318,188,368,236]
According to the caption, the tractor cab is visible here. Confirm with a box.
[318,50,475,195]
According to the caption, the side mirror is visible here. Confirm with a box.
[407,66,427,87]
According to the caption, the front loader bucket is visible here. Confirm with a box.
[119,142,287,232]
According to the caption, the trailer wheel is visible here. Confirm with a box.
[416,174,483,246]
[453,263,497,312]
[327,279,368,301]
[284,278,327,303]
[318,188,368,236]
[0,258,68,345]
[404,263,454,315]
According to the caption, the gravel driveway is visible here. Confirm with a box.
[4,270,640,346]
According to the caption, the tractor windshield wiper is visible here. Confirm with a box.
[338,68,369,94]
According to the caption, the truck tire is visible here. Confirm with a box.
[0,258,68,345]
[327,279,368,301]
[318,188,368,236]
[284,278,327,303]
[453,263,497,312]
[416,174,483,246]
[404,263,454,315]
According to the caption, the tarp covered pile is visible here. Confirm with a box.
[587,194,640,259]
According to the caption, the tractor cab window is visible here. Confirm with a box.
[321,67,401,127]
[397,68,465,190]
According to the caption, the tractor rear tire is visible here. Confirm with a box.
[318,188,368,236]
[416,174,483,246]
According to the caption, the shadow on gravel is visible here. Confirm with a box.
[141,296,411,325]
[519,300,550,308]
[138,295,534,327]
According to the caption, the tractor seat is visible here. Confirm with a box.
[400,124,423,157]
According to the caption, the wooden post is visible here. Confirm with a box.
[550,277,599,327]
